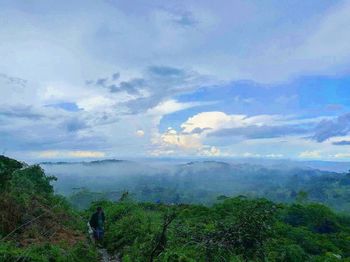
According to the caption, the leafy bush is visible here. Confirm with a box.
[0,155,98,261]
[95,197,350,261]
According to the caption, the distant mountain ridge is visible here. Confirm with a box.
[40,158,350,173]
[40,159,131,165]
[40,157,350,212]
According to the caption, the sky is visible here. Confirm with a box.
[1,0,350,161]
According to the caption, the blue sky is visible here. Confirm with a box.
[1,0,350,161]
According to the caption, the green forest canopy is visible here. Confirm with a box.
[1,155,350,261]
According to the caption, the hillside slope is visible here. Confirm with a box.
[0,155,98,261]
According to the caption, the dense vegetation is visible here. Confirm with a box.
[2,155,350,261]
[90,196,350,261]
[0,155,98,261]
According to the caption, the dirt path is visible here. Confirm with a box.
[98,248,120,262]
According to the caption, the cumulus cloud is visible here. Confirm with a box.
[180,111,312,140]
[151,126,221,157]
[151,110,350,158]
[152,111,307,156]
[136,130,145,137]
[194,112,350,143]
[200,146,221,156]
[181,112,291,135]
[181,112,237,133]
[160,127,202,150]
[151,112,230,156]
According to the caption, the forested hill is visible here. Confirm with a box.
[42,159,350,212]
[0,155,98,261]
[2,155,350,261]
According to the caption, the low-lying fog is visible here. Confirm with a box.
[40,158,350,211]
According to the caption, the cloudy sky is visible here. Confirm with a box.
[1,0,350,161]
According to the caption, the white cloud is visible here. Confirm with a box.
[242,152,261,158]
[200,146,221,156]
[136,130,145,137]
[36,150,106,158]
[147,99,204,116]
[181,111,238,133]
[160,127,202,149]
[37,151,61,158]
[298,150,322,159]
[151,111,349,159]
[331,153,350,159]
[2,1,350,160]
[77,96,115,111]
[152,111,288,156]
[68,151,106,158]
[2,1,350,86]
[148,148,175,157]
[181,111,283,134]
[265,154,284,158]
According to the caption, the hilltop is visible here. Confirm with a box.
[0,155,98,261]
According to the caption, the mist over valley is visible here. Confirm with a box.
[41,158,350,211]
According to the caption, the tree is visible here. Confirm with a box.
[149,210,177,261]
[0,155,23,190]
[296,191,308,204]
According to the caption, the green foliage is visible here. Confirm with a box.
[282,203,341,234]
[296,190,309,204]
[94,196,350,261]
[0,155,98,261]
[10,165,56,195]
[2,155,350,261]
[69,189,108,210]
[212,198,277,259]
[0,155,23,190]
[0,241,98,262]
